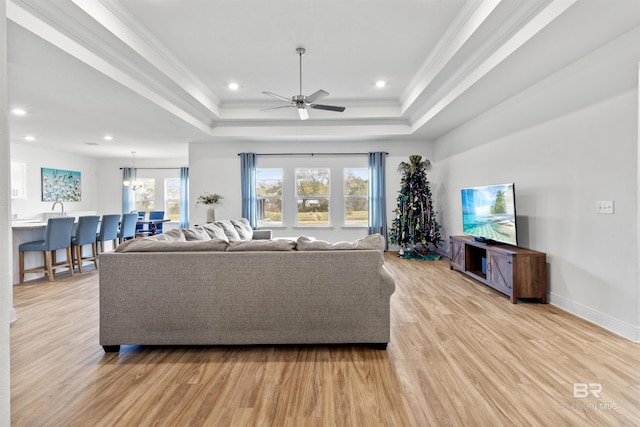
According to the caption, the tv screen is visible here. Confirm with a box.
[461,183,517,246]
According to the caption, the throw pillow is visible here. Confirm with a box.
[215,220,241,241]
[201,223,229,242]
[231,218,253,241]
[181,227,212,241]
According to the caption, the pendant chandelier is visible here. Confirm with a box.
[123,151,144,190]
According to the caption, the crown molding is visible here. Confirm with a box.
[209,120,412,140]
[72,0,221,117]
[400,0,500,114]
[7,0,216,134]
[410,0,578,133]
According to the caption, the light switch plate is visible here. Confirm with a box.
[596,201,614,214]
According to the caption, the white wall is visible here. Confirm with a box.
[189,140,433,242]
[1,1,11,422]
[431,28,640,340]
[10,144,99,219]
[637,62,640,343]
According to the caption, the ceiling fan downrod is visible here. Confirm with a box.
[297,47,305,97]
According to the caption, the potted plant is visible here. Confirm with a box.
[197,192,223,223]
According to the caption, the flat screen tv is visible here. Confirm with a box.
[461,183,517,246]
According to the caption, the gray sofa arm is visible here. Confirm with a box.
[253,229,272,240]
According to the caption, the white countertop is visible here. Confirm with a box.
[12,211,98,229]
[11,220,48,229]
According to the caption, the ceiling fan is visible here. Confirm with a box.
[261,47,346,120]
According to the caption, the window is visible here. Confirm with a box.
[296,168,330,225]
[135,178,156,212]
[344,168,368,225]
[165,178,180,221]
[257,168,283,226]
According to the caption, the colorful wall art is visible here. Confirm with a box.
[41,168,82,202]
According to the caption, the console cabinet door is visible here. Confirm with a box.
[487,251,513,296]
[449,236,546,303]
[449,238,465,270]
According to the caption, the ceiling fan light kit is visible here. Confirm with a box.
[262,47,345,120]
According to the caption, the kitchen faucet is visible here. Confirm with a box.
[52,200,65,217]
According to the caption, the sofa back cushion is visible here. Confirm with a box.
[226,239,296,252]
[115,229,186,253]
[296,234,385,252]
[149,229,186,242]
[114,238,229,252]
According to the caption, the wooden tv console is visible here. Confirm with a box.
[449,235,547,304]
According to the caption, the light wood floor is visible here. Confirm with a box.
[11,253,640,426]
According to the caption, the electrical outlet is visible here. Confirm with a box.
[596,201,614,214]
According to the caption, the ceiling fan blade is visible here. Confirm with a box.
[306,89,329,104]
[260,105,293,111]
[262,91,292,103]
[310,104,346,112]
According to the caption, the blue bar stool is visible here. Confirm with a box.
[118,213,138,244]
[19,216,75,283]
[72,215,100,273]
[96,214,120,253]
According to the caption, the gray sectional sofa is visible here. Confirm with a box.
[99,219,395,352]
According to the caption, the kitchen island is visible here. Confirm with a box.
[11,212,100,284]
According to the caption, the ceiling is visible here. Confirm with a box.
[7,0,640,159]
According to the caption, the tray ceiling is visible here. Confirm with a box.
[7,0,640,158]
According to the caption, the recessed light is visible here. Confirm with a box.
[375,80,386,88]
[228,82,239,90]
[103,135,114,141]
[24,135,35,141]
[12,108,27,116]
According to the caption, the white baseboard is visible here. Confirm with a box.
[550,292,639,343]
[9,308,16,323]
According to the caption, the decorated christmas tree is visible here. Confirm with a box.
[389,155,442,259]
